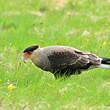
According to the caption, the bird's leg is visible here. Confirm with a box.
[75,69,81,75]
[53,70,61,79]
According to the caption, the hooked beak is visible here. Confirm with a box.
[22,56,27,62]
[22,52,31,62]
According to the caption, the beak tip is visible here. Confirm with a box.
[22,56,27,61]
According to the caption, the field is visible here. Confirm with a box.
[0,0,110,109]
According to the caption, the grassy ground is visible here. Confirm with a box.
[0,0,110,109]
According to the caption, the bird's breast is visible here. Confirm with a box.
[31,50,51,71]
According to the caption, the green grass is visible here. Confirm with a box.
[0,0,110,109]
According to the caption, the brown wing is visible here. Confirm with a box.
[42,46,90,70]
[74,50,101,65]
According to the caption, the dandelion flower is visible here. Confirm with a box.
[7,84,14,91]
[102,41,107,46]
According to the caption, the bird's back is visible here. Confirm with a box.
[41,46,80,69]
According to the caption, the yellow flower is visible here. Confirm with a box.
[7,84,14,91]
[102,41,107,46]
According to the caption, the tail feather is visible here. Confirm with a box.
[101,57,110,65]
[97,64,110,69]
[97,57,110,69]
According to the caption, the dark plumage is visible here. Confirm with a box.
[23,45,39,53]
[22,45,110,78]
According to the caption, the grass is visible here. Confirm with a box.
[0,0,110,109]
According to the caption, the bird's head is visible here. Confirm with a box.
[22,45,39,62]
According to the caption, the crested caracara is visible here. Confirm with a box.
[22,45,110,78]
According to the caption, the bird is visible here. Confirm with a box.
[22,45,110,78]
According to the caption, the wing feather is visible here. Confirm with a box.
[42,46,92,70]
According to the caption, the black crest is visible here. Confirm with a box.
[23,45,39,53]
